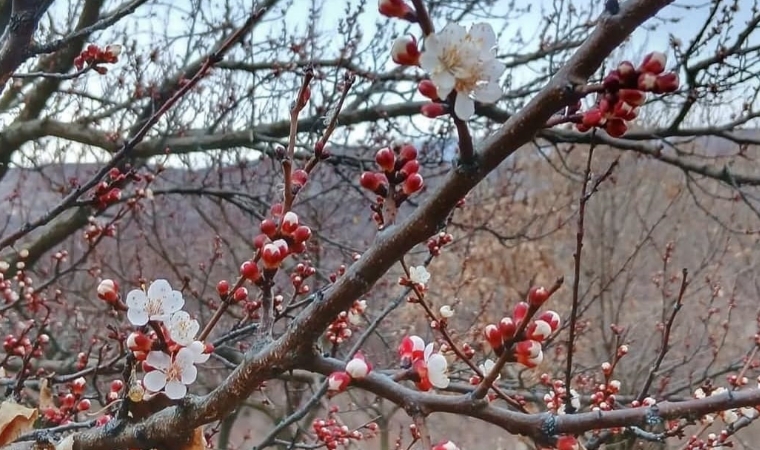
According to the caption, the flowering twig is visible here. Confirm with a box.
[0,6,270,251]
[564,141,619,407]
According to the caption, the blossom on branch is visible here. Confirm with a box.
[408,266,430,286]
[419,23,505,120]
[166,311,200,346]
[126,279,184,326]
[142,346,203,399]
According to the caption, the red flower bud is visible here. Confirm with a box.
[327,371,352,392]
[483,324,503,350]
[637,72,658,91]
[616,61,636,82]
[233,287,248,302]
[399,144,418,162]
[261,244,282,269]
[603,71,622,90]
[292,169,308,187]
[537,311,561,331]
[604,119,628,137]
[240,260,261,281]
[528,286,550,306]
[391,35,420,66]
[216,280,230,296]
[618,89,646,106]
[97,279,119,303]
[253,233,268,249]
[360,172,382,191]
[640,51,667,74]
[582,109,604,127]
[605,118,628,137]
[375,147,396,172]
[260,219,277,237]
[498,317,516,339]
[421,102,448,118]
[557,435,580,450]
[399,159,420,177]
[655,72,679,93]
[418,80,439,100]
[402,173,424,195]
[293,225,312,243]
[612,100,637,121]
[378,0,414,19]
[513,301,529,323]
[281,211,299,234]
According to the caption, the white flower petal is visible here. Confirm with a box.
[163,290,185,314]
[126,290,147,309]
[419,50,438,73]
[147,279,172,299]
[454,94,475,120]
[187,341,210,363]
[473,82,503,104]
[439,23,466,45]
[431,72,455,99]
[424,342,434,361]
[181,364,197,385]
[429,370,450,389]
[146,350,172,370]
[427,353,448,373]
[127,308,149,326]
[481,59,506,81]
[143,370,167,392]
[468,23,496,50]
[164,380,187,399]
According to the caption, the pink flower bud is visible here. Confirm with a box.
[281,211,299,234]
[612,100,637,121]
[292,169,308,187]
[375,147,396,172]
[345,356,371,379]
[537,310,561,331]
[640,51,667,74]
[498,317,516,339]
[619,89,646,106]
[378,0,414,19]
[483,324,503,350]
[399,159,420,177]
[261,244,282,269]
[97,279,119,303]
[418,80,439,100]
[293,225,312,243]
[216,280,230,296]
[240,260,261,282]
[402,173,423,195]
[513,301,529,323]
[637,72,658,91]
[557,435,580,450]
[655,72,679,93]
[581,109,604,127]
[327,371,351,392]
[432,441,461,450]
[391,35,420,66]
[421,102,447,118]
[233,287,248,302]
[603,70,622,90]
[528,286,550,306]
[515,339,542,358]
[360,172,387,193]
[399,144,418,162]
[127,331,152,353]
[605,118,628,137]
[526,320,553,342]
[616,61,636,81]
[260,219,277,237]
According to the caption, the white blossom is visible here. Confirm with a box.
[419,22,505,120]
[479,358,500,380]
[142,347,200,399]
[424,343,449,389]
[408,266,431,285]
[439,305,455,318]
[166,311,200,346]
[126,279,184,326]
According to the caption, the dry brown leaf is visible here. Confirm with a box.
[39,378,54,410]
[0,400,39,445]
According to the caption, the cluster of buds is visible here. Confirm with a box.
[74,44,122,74]
[576,51,680,137]
[540,377,581,415]
[256,205,312,270]
[426,231,453,257]
[327,352,373,394]
[106,379,125,403]
[417,79,450,118]
[360,143,424,226]
[291,262,317,295]
[83,216,117,243]
[41,377,92,425]
[482,286,559,368]
[588,378,622,412]
[3,332,46,358]
[312,409,378,450]
[378,0,416,21]
[326,300,366,344]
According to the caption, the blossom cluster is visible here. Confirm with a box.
[398,335,450,390]
[312,407,378,449]
[74,43,122,74]
[112,279,211,399]
[576,51,679,137]
[256,205,313,270]
[482,286,560,368]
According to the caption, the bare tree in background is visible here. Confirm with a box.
[0,0,760,449]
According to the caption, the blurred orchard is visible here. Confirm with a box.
[0,0,760,449]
